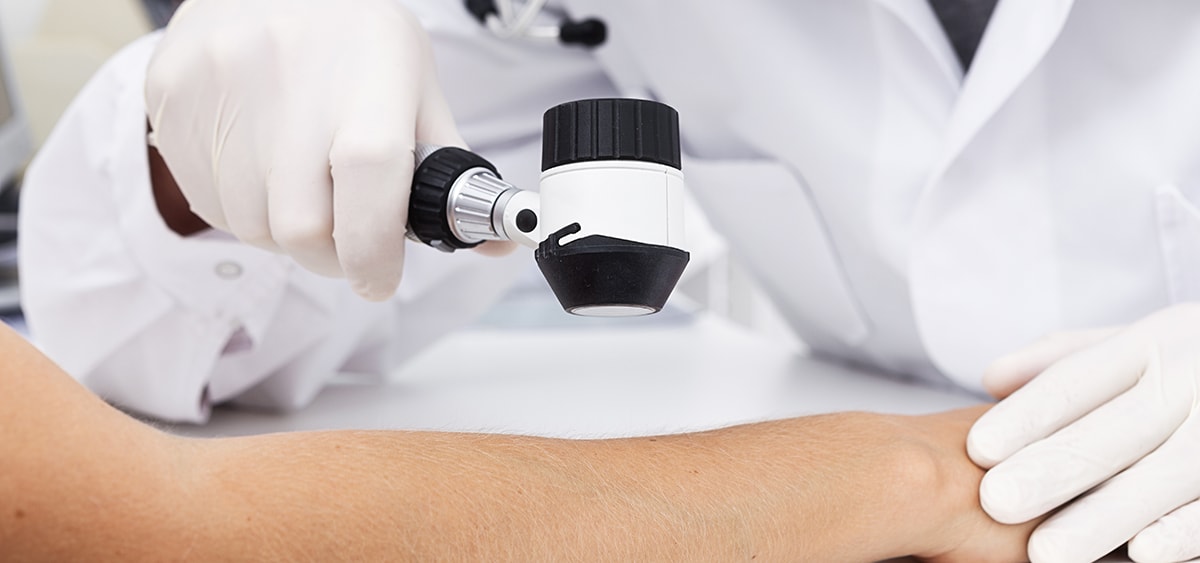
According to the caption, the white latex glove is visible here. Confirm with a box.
[146,0,496,301]
[967,304,1200,563]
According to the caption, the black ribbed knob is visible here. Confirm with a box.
[408,147,496,251]
[541,99,681,172]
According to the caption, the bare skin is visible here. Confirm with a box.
[0,322,1031,561]
[149,138,209,236]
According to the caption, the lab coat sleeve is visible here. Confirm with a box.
[19,33,303,422]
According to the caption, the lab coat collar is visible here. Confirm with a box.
[872,0,965,88]
[907,0,1079,387]
[935,0,1077,173]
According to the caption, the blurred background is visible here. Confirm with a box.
[0,0,153,148]
[0,0,156,322]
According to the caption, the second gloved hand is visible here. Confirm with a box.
[967,303,1200,563]
[146,0,469,301]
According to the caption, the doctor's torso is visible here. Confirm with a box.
[527,0,1200,390]
[138,0,1200,392]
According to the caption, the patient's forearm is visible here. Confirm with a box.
[0,323,1024,560]
[187,415,939,561]
[0,324,195,559]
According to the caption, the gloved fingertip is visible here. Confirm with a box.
[308,262,347,279]
[965,424,1007,468]
[978,471,1029,525]
[1027,531,1073,563]
[1128,539,1168,563]
[350,279,399,303]
[981,355,1029,399]
[1128,526,1181,563]
[336,246,405,303]
[474,240,518,257]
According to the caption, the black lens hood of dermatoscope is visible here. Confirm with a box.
[542,99,682,171]
[409,146,497,251]
[535,223,691,314]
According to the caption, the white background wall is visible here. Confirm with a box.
[0,0,150,146]
[0,0,47,44]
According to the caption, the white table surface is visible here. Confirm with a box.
[170,303,981,439]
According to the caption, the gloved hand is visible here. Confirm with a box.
[967,304,1200,563]
[146,0,505,301]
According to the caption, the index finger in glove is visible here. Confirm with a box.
[978,350,1188,524]
[968,328,1147,468]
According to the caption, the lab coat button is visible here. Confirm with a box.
[215,261,243,280]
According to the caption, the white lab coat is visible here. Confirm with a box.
[19,0,1200,421]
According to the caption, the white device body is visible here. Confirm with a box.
[414,145,688,253]
[411,146,690,318]
[538,161,685,248]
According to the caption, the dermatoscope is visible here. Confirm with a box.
[406,98,689,316]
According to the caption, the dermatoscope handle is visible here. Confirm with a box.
[406,145,542,252]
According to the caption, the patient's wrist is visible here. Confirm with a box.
[898,406,1032,561]
[848,413,953,559]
